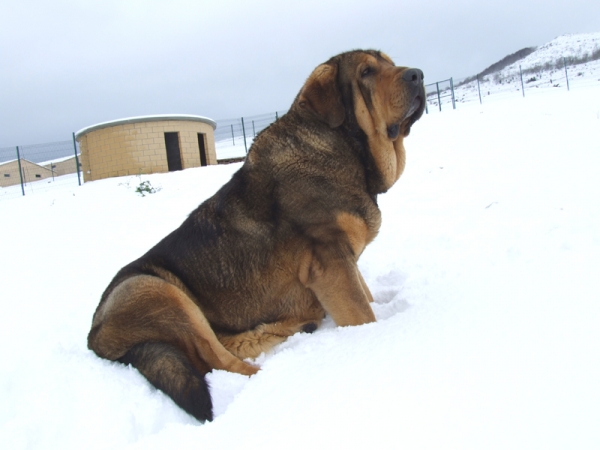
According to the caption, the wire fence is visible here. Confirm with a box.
[0,136,82,201]
[428,55,600,111]
[2,56,598,201]
[214,111,287,160]
[425,78,456,113]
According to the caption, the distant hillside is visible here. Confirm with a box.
[478,47,537,77]
[457,32,600,87]
[431,32,600,108]
[502,32,600,75]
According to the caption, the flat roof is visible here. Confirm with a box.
[75,114,217,140]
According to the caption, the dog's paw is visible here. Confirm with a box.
[301,322,318,333]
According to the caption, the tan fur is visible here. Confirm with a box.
[336,211,379,257]
[217,318,322,359]
[300,241,376,326]
[90,275,258,376]
[354,91,404,189]
[358,270,375,303]
[379,52,394,64]
[350,54,412,189]
[298,63,345,128]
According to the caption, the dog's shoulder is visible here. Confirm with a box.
[239,109,381,237]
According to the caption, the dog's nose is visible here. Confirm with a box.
[402,68,424,85]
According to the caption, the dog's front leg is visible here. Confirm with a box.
[301,245,375,327]
[357,270,375,303]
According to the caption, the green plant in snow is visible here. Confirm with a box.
[135,180,160,197]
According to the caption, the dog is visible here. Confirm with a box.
[88,49,425,422]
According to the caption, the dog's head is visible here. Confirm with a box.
[297,50,425,190]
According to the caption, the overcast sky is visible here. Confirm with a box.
[1,0,599,147]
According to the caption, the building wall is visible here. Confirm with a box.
[44,156,80,177]
[78,119,217,182]
[0,160,53,187]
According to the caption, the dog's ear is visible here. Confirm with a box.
[298,63,345,128]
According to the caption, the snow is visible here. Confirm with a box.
[37,154,80,166]
[215,136,253,160]
[437,32,600,108]
[0,173,82,199]
[504,32,600,73]
[2,49,600,449]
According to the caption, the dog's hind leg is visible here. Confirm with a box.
[217,318,322,360]
[89,275,259,420]
[88,274,258,371]
[119,341,213,422]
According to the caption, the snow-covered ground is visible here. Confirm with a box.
[0,172,82,200]
[1,78,599,448]
[215,136,253,161]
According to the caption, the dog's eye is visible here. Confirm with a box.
[361,67,374,78]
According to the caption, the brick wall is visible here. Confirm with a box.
[78,117,217,182]
[0,160,54,187]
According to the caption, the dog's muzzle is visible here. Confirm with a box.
[403,68,425,119]
[397,68,426,136]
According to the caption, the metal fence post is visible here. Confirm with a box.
[477,74,482,104]
[275,111,279,120]
[241,117,248,154]
[72,132,81,186]
[436,82,441,112]
[563,57,570,91]
[252,120,256,137]
[16,146,25,196]
[519,65,525,97]
[450,77,456,110]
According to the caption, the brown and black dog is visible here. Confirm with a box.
[88,50,425,422]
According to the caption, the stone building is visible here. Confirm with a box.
[42,155,81,177]
[0,159,53,187]
[75,114,217,182]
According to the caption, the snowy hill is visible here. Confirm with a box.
[1,69,600,449]
[502,32,600,73]
[432,32,600,108]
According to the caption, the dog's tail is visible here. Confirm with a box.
[118,341,213,422]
